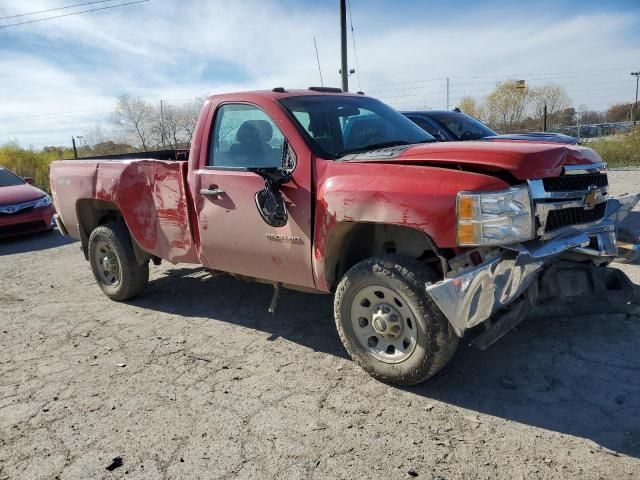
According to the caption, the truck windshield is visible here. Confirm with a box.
[0,168,25,187]
[279,95,435,159]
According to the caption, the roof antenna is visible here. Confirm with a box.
[313,36,324,87]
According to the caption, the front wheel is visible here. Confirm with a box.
[88,221,149,301]
[334,256,458,386]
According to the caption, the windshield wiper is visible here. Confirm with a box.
[335,140,411,159]
[335,139,436,159]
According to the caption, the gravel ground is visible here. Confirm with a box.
[1,171,639,480]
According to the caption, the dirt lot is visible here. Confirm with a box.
[1,170,640,480]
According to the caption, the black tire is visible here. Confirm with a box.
[334,256,458,386]
[88,221,149,301]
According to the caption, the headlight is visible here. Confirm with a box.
[34,195,52,209]
[456,185,534,246]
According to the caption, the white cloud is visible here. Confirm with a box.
[0,0,638,147]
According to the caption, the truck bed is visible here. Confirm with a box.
[75,149,189,161]
[50,156,198,264]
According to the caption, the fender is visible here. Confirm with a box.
[312,160,510,290]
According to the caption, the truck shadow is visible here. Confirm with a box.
[0,229,77,256]
[130,266,346,359]
[131,266,640,458]
[412,313,640,458]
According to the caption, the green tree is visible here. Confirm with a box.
[485,81,531,132]
[457,96,485,121]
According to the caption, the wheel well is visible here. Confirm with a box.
[76,199,149,264]
[324,222,447,290]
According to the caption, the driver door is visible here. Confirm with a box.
[192,102,314,289]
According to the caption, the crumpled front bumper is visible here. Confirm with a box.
[426,193,640,337]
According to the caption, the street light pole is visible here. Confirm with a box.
[631,71,640,127]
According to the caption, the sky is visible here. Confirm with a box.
[0,0,639,148]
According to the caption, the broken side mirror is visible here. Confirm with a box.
[252,169,290,228]
[250,142,296,227]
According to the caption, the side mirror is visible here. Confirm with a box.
[434,130,446,141]
[251,168,291,228]
[23,177,35,185]
[251,141,296,227]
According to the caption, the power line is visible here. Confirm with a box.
[0,0,150,29]
[363,68,631,89]
[0,98,201,126]
[0,108,112,123]
[370,76,634,98]
[0,0,121,20]
[347,0,361,92]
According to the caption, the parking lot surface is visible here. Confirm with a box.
[1,170,639,479]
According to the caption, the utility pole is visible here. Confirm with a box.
[339,0,348,92]
[71,137,78,159]
[543,102,548,132]
[631,71,640,127]
[446,77,450,110]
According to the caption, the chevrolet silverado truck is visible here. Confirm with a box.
[50,88,640,386]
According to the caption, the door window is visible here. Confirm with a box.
[209,104,284,168]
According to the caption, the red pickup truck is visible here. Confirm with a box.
[50,88,640,385]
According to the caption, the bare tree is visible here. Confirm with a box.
[181,96,207,146]
[111,94,157,151]
[153,97,207,149]
[606,103,634,123]
[531,85,571,128]
[84,125,108,147]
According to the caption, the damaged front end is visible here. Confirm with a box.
[426,164,640,347]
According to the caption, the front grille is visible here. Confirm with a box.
[545,201,606,232]
[542,173,608,192]
[0,206,34,216]
[0,220,47,237]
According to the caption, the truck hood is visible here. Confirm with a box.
[0,183,48,206]
[343,141,602,180]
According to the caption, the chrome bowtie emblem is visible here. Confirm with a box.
[583,187,600,210]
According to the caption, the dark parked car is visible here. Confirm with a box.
[402,110,578,144]
[0,166,55,238]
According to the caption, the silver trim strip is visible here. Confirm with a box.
[0,197,42,215]
[562,162,608,174]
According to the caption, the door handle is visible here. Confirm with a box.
[201,188,225,196]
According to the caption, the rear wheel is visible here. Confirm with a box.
[88,221,149,301]
[334,256,458,386]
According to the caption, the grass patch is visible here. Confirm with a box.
[0,143,75,192]
[589,128,640,168]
